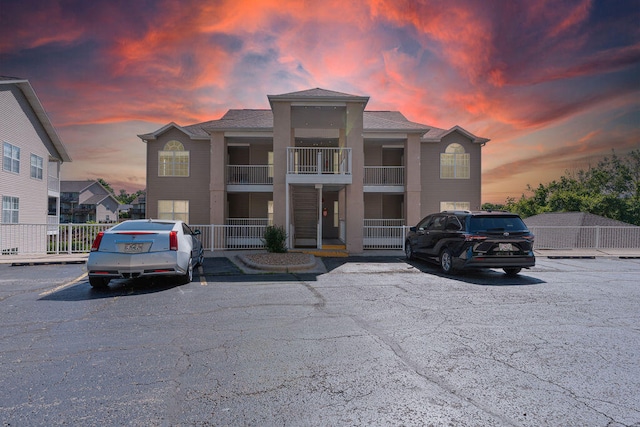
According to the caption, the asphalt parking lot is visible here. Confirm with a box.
[0,256,639,426]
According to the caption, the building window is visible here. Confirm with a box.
[2,196,19,223]
[440,143,469,179]
[440,201,471,211]
[3,142,20,173]
[30,154,43,180]
[267,200,273,225]
[268,151,274,179]
[158,140,189,177]
[158,200,189,222]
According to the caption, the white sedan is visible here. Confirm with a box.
[87,219,204,288]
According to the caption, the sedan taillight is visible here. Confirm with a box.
[91,232,105,252]
[169,231,178,251]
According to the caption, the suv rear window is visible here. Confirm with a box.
[468,216,528,233]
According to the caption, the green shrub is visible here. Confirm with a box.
[262,225,288,253]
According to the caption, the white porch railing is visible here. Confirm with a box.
[287,147,351,175]
[227,165,273,184]
[226,218,270,226]
[364,166,405,185]
[1,223,113,255]
[363,220,408,249]
[2,224,638,255]
[528,226,640,249]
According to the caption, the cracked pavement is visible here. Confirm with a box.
[0,257,639,425]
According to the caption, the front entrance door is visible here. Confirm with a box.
[322,191,339,240]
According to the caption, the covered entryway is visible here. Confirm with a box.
[290,184,345,249]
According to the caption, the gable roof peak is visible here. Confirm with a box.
[268,87,369,107]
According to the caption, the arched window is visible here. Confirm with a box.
[440,143,470,179]
[158,140,189,177]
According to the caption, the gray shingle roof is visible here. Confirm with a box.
[138,88,488,142]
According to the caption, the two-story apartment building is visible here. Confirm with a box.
[139,88,488,253]
[1,77,71,254]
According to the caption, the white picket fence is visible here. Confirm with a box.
[1,223,639,255]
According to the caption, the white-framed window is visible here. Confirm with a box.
[30,154,43,180]
[2,196,19,223]
[440,201,471,211]
[3,142,20,173]
[158,140,189,177]
[158,200,189,222]
[440,143,470,179]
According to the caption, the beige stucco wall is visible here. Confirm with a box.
[146,127,211,224]
[420,131,482,218]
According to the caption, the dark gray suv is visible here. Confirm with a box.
[405,210,535,275]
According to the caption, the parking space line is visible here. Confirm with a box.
[39,273,88,296]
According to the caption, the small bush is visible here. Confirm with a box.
[262,225,288,253]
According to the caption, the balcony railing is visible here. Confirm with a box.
[287,147,351,175]
[364,166,405,185]
[227,165,273,185]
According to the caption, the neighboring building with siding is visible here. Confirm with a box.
[139,88,488,253]
[60,180,120,223]
[1,77,71,253]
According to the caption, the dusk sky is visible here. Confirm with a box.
[1,0,638,203]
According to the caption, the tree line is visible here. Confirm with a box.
[482,149,640,226]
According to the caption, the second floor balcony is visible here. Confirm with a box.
[225,147,406,191]
[286,147,352,185]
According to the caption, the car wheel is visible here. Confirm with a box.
[89,277,110,289]
[179,258,194,284]
[405,242,414,260]
[504,267,522,276]
[440,248,455,274]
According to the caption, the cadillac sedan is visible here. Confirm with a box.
[87,219,204,288]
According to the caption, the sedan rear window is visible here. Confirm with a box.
[112,221,176,231]
[469,216,528,232]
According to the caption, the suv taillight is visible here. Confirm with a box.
[169,231,178,251]
[91,232,104,252]
[463,234,487,242]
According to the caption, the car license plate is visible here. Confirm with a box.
[123,243,144,253]
[498,243,513,251]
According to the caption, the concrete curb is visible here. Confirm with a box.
[237,253,319,273]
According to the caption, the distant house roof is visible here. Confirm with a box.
[61,180,121,206]
[524,212,637,227]
[0,76,72,162]
[61,180,95,193]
